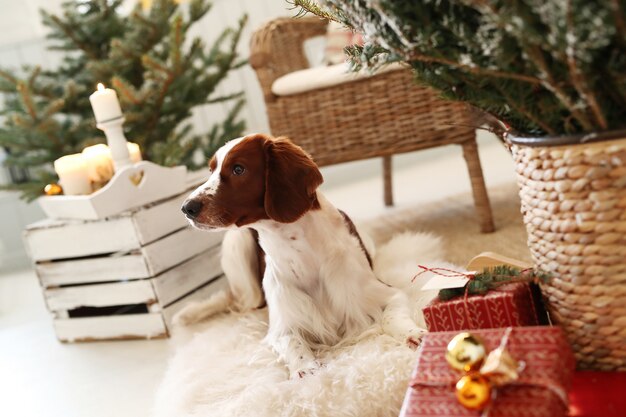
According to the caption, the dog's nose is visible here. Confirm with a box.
[182,199,203,218]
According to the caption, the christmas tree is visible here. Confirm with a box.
[0,0,246,200]
[294,0,626,137]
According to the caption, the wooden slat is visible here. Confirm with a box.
[24,182,212,262]
[143,227,224,276]
[54,314,167,342]
[24,217,139,261]
[45,280,156,312]
[131,192,189,246]
[162,275,228,328]
[36,253,149,288]
[152,246,223,307]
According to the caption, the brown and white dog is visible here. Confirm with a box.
[175,134,426,378]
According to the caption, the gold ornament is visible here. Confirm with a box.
[446,332,487,372]
[44,183,63,196]
[455,373,492,411]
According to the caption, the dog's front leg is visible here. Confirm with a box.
[265,333,318,379]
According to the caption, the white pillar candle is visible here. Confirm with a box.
[82,144,114,183]
[127,142,142,163]
[90,83,132,171]
[53,154,92,196]
[89,83,123,123]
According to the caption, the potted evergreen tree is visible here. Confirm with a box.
[295,0,626,371]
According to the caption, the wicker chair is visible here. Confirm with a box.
[250,18,495,233]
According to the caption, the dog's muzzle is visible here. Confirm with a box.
[181,199,203,219]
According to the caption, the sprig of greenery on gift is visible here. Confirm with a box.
[438,265,551,301]
[293,0,626,137]
[0,0,247,200]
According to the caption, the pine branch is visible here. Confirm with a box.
[438,266,551,301]
[493,84,557,135]
[565,0,608,130]
[111,77,141,104]
[16,81,38,121]
[612,0,626,46]
[0,68,17,84]
[206,91,244,104]
[290,0,341,23]
[44,13,99,60]
[407,51,543,86]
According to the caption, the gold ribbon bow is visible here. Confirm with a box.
[445,327,525,412]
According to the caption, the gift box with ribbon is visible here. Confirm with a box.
[418,266,549,332]
[400,326,575,417]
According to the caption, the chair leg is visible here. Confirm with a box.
[461,139,495,233]
[383,155,393,207]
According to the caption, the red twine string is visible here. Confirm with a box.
[411,265,476,283]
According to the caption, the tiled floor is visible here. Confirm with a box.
[0,131,518,417]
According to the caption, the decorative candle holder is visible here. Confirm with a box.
[39,110,189,220]
[97,116,132,171]
[38,161,187,220]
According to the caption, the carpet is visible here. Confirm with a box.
[152,182,530,417]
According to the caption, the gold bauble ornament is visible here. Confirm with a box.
[455,373,492,411]
[446,332,487,372]
[44,183,63,196]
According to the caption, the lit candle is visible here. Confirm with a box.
[53,154,92,196]
[89,83,123,123]
[89,83,132,171]
[127,142,142,163]
[82,144,114,183]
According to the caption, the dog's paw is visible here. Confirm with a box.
[405,327,427,350]
[289,359,321,380]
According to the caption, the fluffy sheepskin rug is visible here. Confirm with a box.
[153,232,459,417]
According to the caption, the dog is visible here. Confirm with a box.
[175,133,428,378]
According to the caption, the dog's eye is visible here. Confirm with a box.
[232,164,245,176]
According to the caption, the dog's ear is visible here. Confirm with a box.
[264,137,323,223]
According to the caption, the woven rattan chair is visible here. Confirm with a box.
[250,18,495,233]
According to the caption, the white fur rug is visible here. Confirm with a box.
[154,310,418,417]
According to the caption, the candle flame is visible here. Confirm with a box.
[97,83,105,91]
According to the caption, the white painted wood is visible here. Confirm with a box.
[53,314,167,343]
[45,280,156,312]
[143,227,224,276]
[37,252,149,288]
[24,178,215,262]
[152,246,223,307]
[38,161,187,220]
[162,275,228,328]
[131,192,189,245]
[24,217,140,261]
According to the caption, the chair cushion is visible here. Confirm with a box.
[271,62,407,97]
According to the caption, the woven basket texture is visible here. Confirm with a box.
[512,138,626,371]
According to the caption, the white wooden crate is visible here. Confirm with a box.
[23,174,229,342]
[44,248,225,343]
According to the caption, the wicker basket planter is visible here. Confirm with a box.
[508,130,626,371]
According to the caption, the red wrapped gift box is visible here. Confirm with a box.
[422,282,547,332]
[400,326,575,417]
